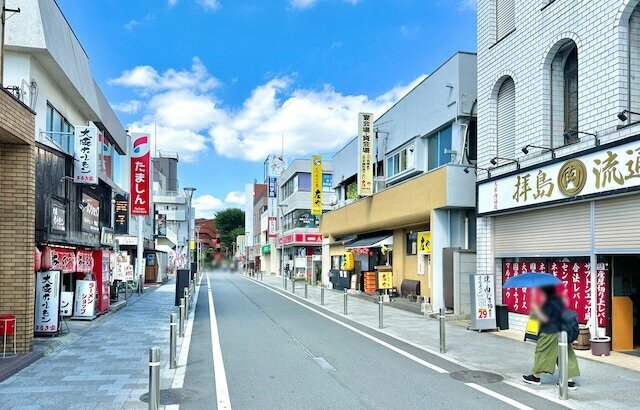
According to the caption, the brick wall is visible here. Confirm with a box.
[0,90,36,353]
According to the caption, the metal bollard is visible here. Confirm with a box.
[170,314,177,369]
[292,279,296,294]
[321,287,325,306]
[379,297,384,329]
[148,347,160,410]
[439,308,446,353]
[284,276,287,290]
[558,331,569,400]
[179,299,185,337]
[184,288,190,315]
[343,289,348,315]
[304,282,308,299]
[261,272,263,281]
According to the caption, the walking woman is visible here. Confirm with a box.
[522,286,580,389]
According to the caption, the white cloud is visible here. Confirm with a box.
[289,0,361,10]
[224,191,246,205]
[110,57,424,163]
[124,20,139,31]
[112,100,142,114]
[197,0,221,10]
[168,0,178,7]
[192,194,224,219]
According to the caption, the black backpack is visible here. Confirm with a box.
[560,310,580,343]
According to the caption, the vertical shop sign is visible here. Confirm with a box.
[156,213,167,236]
[74,126,98,184]
[311,156,323,215]
[377,270,393,289]
[474,274,495,320]
[130,133,151,216]
[74,280,97,318]
[114,194,129,234]
[358,112,374,196]
[268,216,277,238]
[34,271,61,334]
[51,202,66,233]
[268,177,278,198]
[81,194,100,234]
[417,231,431,255]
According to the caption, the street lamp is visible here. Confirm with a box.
[184,187,196,272]
[278,204,288,280]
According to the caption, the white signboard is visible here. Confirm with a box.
[478,139,640,215]
[60,292,74,317]
[474,274,495,320]
[35,271,61,333]
[73,126,99,184]
[358,112,374,196]
[74,280,97,318]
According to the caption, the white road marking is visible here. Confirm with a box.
[246,277,569,410]
[207,273,232,410]
[465,383,535,410]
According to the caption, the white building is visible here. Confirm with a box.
[477,0,640,352]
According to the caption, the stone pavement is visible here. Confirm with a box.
[0,280,186,410]
[253,274,640,409]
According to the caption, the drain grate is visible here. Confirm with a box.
[140,388,205,405]
[450,370,504,384]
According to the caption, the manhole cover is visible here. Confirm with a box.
[450,371,504,384]
[140,388,205,405]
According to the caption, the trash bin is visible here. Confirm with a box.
[590,336,611,356]
[496,304,509,330]
[175,269,190,306]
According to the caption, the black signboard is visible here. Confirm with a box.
[51,202,66,233]
[114,194,129,234]
[157,213,167,236]
[81,193,100,234]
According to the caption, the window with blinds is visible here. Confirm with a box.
[496,0,515,41]
[496,77,516,160]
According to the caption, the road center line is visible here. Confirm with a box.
[207,273,232,410]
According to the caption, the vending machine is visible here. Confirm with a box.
[92,250,111,314]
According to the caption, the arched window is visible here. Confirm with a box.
[549,40,578,146]
[496,0,515,41]
[497,77,516,160]
[564,47,578,144]
[628,4,640,120]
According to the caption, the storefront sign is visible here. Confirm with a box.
[157,213,167,236]
[81,193,100,234]
[74,126,98,184]
[268,216,277,238]
[60,292,74,317]
[76,249,95,273]
[101,227,114,246]
[358,112,374,196]
[478,138,640,215]
[41,246,76,273]
[502,260,609,326]
[74,280,97,318]
[311,156,323,215]
[377,270,393,289]
[114,194,129,234]
[417,231,431,255]
[130,133,151,216]
[268,177,278,198]
[267,154,287,177]
[261,244,271,254]
[34,271,61,334]
[51,202,66,233]
[474,274,495,320]
[115,235,137,246]
[278,233,323,245]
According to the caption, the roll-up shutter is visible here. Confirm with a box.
[494,203,590,255]
[497,78,515,160]
[595,194,640,251]
[496,0,515,41]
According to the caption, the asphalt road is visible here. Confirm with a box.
[182,271,566,410]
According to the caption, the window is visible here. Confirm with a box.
[549,41,578,146]
[45,103,74,155]
[406,232,417,255]
[427,126,453,170]
[629,5,640,121]
[564,47,578,144]
[496,77,516,160]
[496,0,515,41]
[386,144,415,178]
[297,173,311,191]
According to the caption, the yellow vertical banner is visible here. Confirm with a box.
[417,231,431,255]
[358,112,374,196]
[311,155,323,215]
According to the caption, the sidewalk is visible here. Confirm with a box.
[0,280,186,410]
[253,274,640,409]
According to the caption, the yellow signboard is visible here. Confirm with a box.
[190,240,195,250]
[311,155,323,216]
[342,251,355,271]
[377,270,393,290]
[417,231,431,255]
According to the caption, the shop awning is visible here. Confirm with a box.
[347,234,393,249]
[329,235,357,246]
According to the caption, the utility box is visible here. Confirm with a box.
[175,269,190,306]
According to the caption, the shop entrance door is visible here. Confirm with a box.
[612,256,640,353]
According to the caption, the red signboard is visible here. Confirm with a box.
[76,249,95,273]
[502,260,609,326]
[278,233,323,245]
[41,246,76,273]
[130,133,151,216]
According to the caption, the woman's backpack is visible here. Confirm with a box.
[560,310,580,343]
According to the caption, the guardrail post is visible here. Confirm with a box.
[558,331,569,400]
[343,289,348,315]
[179,299,185,337]
[170,314,177,369]
[148,347,160,410]
[439,308,446,353]
[379,296,384,329]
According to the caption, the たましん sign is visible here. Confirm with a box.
[130,133,151,216]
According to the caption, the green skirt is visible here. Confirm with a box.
[532,332,580,379]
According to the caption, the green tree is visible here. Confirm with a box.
[215,208,245,255]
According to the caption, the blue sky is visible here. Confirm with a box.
[56,0,476,217]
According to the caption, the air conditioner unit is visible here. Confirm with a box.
[374,177,386,193]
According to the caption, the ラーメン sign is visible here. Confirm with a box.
[478,137,640,215]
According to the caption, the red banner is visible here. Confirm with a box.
[76,249,95,273]
[503,260,609,326]
[41,246,76,273]
[130,133,151,216]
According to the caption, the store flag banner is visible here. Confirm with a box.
[114,194,129,234]
[60,291,74,317]
[130,133,151,216]
[268,177,278,199]
[311,155,323,215]
[74,280,97,318]
[417,231,431,255]
[41,246,76,273]
[358,112,374,196]
[73,126,98,184]
[268,216,277,238]
[81,193,100,234]
[34,270,61,334]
